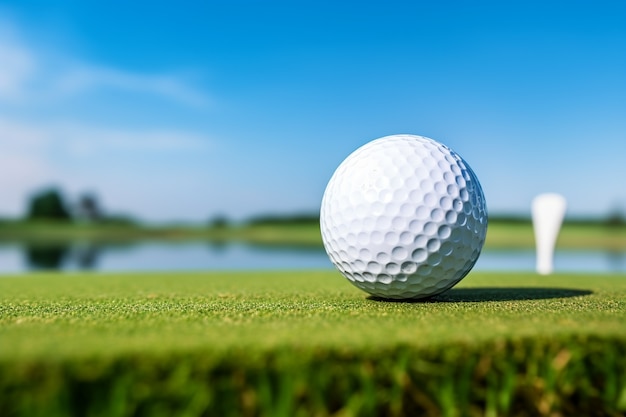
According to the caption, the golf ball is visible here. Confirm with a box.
[320,134,487,299]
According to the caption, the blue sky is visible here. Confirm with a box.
[0,1,624,222]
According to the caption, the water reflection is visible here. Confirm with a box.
[0,242,624,274]
[73,243,101,270]
[607,249,626,272]
[473,249,626,274]
[25,244,70,270]
[11,241,329,273]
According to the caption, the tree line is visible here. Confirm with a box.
[22,187,625,228]
[24,187,135,225]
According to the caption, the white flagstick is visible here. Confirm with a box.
[531,193,567,275]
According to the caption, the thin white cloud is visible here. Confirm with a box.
[0,20,211,108]
[0,117,211,156]
[56,123,211,157]
[53,66,211,108]
[0,28,36,101]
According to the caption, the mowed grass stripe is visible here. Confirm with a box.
[0,271,624,360]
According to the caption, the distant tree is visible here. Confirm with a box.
[247,213,320,226]
[100,214,137,226]
[209,214,230,229]
[76,193,102,222]
[606,208,625,228]
[26,188,72,221]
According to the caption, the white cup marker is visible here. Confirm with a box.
[531,193,567,275]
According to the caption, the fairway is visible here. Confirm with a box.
[1,271,625,416]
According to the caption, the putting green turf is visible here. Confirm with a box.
[1,271,625,416]
[0,271,625,357]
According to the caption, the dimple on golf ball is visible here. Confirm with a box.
[320,134,488,299]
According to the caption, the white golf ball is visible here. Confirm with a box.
[320,134,488,299]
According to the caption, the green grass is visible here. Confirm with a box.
[484,222,626,250]
[1,271,625,416]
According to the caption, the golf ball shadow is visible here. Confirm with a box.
[366,287,593,303]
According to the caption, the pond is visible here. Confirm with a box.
[0,242,625,274]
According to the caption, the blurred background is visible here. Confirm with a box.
[0,0,624,273]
